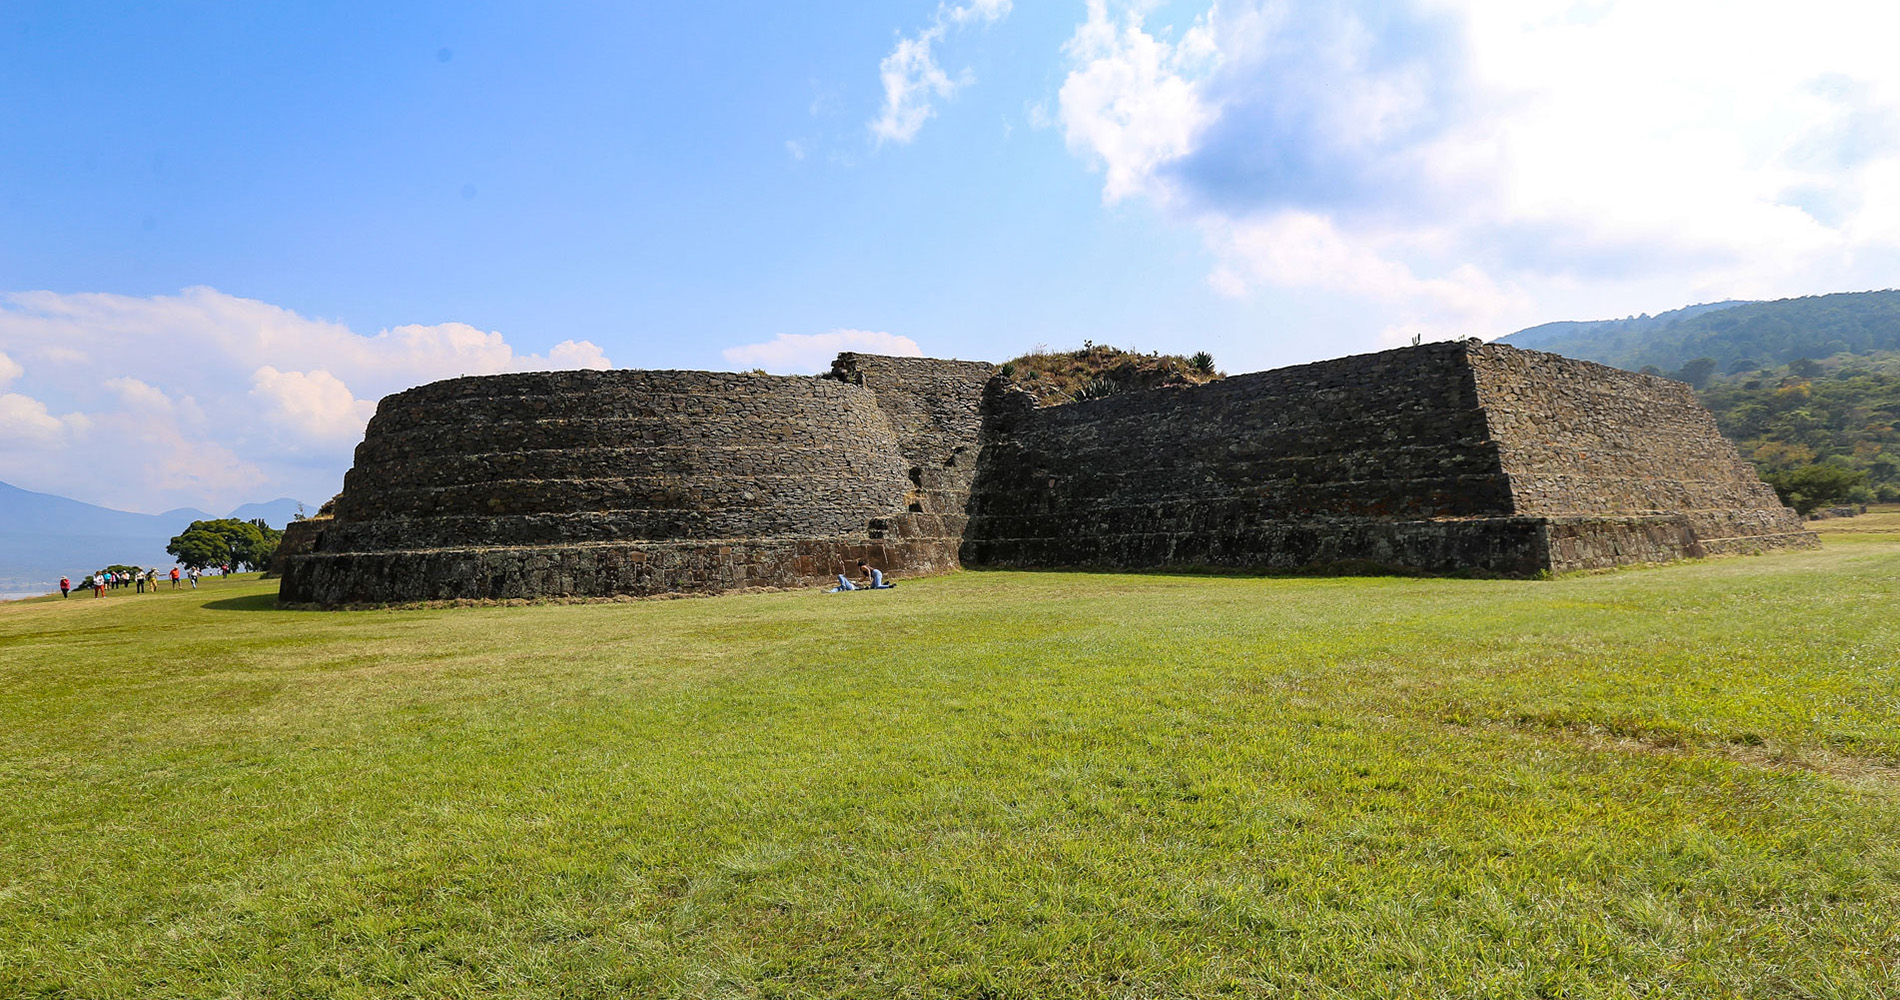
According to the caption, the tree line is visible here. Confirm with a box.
[1694,353,1900,513]
[1506,289,1900,375]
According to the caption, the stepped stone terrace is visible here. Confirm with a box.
[277,342,1816,606]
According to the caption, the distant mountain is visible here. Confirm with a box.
[0,482,313,594]
[1494,290,1900,508]
[1501,300,1753,351]
[228,498,312,527]
[1497,290,1900,373]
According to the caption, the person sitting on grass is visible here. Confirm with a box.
[856,561,896,589]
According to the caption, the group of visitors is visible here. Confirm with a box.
[58,565,203,598]
[828,560,898,593]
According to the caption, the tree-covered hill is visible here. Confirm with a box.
[1497,290,1900,373]
[1699,352,1900,505]
[1501,299,1753,353]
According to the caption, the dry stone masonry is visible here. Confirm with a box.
[279,342,1815,605]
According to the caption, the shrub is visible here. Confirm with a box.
[1761,463,1868,515]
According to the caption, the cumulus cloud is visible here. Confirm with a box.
[0,392,75,447]
[1202,211,1527,342]
[871,0,1013,145]
[546,338,613,371]
[249,367,377,445]
[722,330,924,374]
[104,376,176,413]
[1059,0,1219,203]
[0,351,21,387]
[1058,0,1900,343]
[0,286,611,511]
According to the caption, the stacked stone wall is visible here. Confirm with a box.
[332,370,911,540]
[961,343,1531,571]
[263,516,327,579]
[959,341,1813,575]
[827,353,996,546]
[1468,347,1794,515]
[282,343,1816,605]
[281,368,963,605]
[277,536,957,607]
[1465,345,1812,565]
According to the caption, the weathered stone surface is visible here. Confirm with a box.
[280,342,1814,606]
[263,516,328,579]
[281,365,991,605]
[961,341,1814,575]
[279,536,964,606]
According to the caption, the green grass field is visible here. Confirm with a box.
[4,519,1900,998]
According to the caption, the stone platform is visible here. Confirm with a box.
[279,343,1814,605]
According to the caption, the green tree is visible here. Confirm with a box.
[1697,351,1900,499]
[165,528,226,570]
[166,518,284,571]
[1760,464,1867,515]
[1671,357,1718,388]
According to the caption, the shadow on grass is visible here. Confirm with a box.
[202,594,281,612]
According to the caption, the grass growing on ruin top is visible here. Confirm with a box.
[3,528,1900,997]
[1001,343,1223,406]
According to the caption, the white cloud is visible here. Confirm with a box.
[870,1,1013,146]
[722,330,924,374]
[104,376,176,413]
[0,351,21,387]
[546,339,613,371]
[0,393,73,447]
[0,286,612,511]
[1059,0,1218,203]
[873,32,958,146]
[249,367,377,445]
[947,0,1011,27]
[1203,211,1526,344]
[1057,0,1900,344]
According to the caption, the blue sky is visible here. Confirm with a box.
[4,0,1899,511]
[2,1,1252,371]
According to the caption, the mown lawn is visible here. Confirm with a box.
[3,520,1899,998]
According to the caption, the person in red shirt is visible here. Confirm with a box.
[170,567,181,589]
